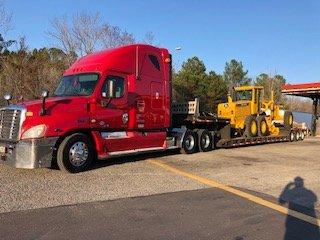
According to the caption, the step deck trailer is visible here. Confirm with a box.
[171,98,304,152]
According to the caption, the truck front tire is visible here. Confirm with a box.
[57,133,94,173]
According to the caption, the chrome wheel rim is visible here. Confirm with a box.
[185,135,195,151]
[201,134,210,149]
[69,141,89,167]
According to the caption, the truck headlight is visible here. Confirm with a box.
[21,124,47,139]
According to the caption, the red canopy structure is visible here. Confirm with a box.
[282,82,320,136]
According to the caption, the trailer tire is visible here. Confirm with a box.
[198,129,213,152]
[57,133,94,173]
[257,116,268,137]
[244,116,258,138]
[300,131,305,141]
[284,111,293,130]
[181,130,198,154]
[290,131,295,142]
[295,131,300,141]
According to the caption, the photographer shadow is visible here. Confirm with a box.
[279,177,320,240]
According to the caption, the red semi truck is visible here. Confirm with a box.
[0,44,301,173]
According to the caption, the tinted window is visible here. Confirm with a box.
[102,76,124,98]
[148,55,160,71]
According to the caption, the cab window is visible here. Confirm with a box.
[235,90,252,101]
[102,76,124,98]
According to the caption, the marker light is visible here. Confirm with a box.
[25,111,34,117]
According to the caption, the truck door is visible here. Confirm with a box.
[90,74,137,152]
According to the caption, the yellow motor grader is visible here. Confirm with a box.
[217,86,293,138]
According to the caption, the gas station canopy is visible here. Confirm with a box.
[282,82,320,98]
[282,82,320,136]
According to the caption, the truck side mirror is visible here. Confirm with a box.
[108,80,115,98]
[41,90,49,98]
[40,90,49,116]
[102,80,116,98]
[4,94,12,106]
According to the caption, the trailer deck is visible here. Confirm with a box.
[216,134,290,148]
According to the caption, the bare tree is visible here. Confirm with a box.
[72,12,101,55]
[143,31,155,45]
[48,16,78,55]
[47,12,137,57]
[0,1,12,34]
[100,23,135,49]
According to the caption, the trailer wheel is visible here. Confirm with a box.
[244,116,258,138]
[289,131,295,142]
[57,133,94,173]
[198,129,213,152]
[295,131,300,141]
[257,116,268,137]
[181,130,198,154]
[284,111,293,130]
[300,131,305,141]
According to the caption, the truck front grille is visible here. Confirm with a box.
[0,108,22,141]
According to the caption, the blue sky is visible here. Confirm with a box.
[4,0,320,83]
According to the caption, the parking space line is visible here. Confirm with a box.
[148,159,320,227]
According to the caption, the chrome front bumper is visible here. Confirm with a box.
[0,137,59,169]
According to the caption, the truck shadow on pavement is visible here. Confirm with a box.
[279,176,320,240]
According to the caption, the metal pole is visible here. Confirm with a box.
[312,97,318,136]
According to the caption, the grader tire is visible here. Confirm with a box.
[257,116,268,137]
[244,116,258,138]
[284,111,294,130]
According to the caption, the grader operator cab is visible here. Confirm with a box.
[218,85,293,138]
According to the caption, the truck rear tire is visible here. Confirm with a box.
[257,116,268,137]
[198,129,213,152]
[181,130,198,154]
[57,133,94,173]
[244,116,258,138]
[284,111,293,130]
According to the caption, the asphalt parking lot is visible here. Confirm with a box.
[1,137,320,239]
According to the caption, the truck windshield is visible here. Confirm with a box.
[54,73,99,97]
